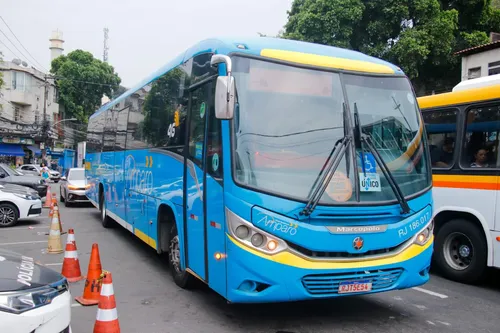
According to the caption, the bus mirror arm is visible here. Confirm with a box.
[211,55,235,120]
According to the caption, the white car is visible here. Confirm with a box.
[16,164,61,183]
[0,248,71,332]
[0,183,42,227]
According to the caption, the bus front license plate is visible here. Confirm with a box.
[338,280,372,294]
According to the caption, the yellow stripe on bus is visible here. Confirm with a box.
[417,84,500,109]
[260,49,395,74]
[227,234,432,269]
[134,228,157,250]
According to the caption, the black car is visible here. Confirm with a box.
[0,164,48,198]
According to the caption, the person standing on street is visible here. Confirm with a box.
[40,163,50,182]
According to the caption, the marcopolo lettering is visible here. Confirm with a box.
[17,256,35,287]
[327,225,388,234]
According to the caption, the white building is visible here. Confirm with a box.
[0,30,63,164]
[456,32,500,81]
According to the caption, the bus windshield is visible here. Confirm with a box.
[232,56,431,205]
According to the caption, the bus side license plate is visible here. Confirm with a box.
[338,279,372,294]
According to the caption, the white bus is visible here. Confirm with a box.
[418,77,500,283]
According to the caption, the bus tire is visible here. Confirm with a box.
[168,223,195,289]
[99,191,113,228]
[434,219,487,284]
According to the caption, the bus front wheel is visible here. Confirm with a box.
[434,219,487,284]
[168,223,195,289]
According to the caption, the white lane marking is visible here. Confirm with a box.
[412,287,448,299]
[71,303,82,307]
[1,226,48,231]
[413,304,427,310]
[45,263,63,266]
[0,240,46,245]
[427,320,436,326]
[437,321,451,326]
[393,296,403,301]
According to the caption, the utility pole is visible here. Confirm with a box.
[103,27,109,63]
[41,75,51,163]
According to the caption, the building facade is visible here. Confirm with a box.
[0,60,59,165]
[457,32,500,81]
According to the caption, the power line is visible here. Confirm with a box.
[0,16,48,72]
[0,38,24,62]
[0,28,31,65]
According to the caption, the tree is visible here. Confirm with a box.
[283,0,500,95]
[50,50,121,123]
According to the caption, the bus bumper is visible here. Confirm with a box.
[225,235,433,303]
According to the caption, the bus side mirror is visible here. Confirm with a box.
[211,54,235,120]
[215,76,235,119]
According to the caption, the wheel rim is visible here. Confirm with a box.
[169,235,181,274]
[443,232,474,271]
[0,207,15,225]
[101,198,106,221]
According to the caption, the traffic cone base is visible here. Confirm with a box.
[47,212,63,254]
[61,229,85,283]
[75,243,103,306]
[93,272,120,333]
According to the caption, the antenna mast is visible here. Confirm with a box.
[103,27,109,63]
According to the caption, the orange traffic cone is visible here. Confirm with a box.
[93,271,120,333]
[53,206,66,235]
[75,243,103,306]
[48,194,58,218]
[43,186,52,208]
[61,229,84,282]
[47,209,63,254]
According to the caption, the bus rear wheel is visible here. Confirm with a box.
[168,223,195,289]
[99,191,113,228]
[434,219,487,284]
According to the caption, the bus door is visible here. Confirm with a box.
[184,81,214,281]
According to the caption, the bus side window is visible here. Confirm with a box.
[422,109,458,169]
[206,88,223,180]
[461,104,500,169]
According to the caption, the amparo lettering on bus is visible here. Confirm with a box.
[256,214,298,236]
[397,210,432,238]
[125,155,154,194]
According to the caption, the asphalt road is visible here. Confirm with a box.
[1,184,499,333]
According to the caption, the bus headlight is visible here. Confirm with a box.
[226,208,288,255]
[414,220,434,246]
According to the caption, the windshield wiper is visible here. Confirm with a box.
[352,105,411,215]
[301,104,351,216]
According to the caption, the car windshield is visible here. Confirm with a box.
[0,164,20,176]
[231,56,431,205]
[68,169,85,181]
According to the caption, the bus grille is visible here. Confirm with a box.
[302,268,403,296]
[286,240,407,259]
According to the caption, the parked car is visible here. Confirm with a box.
[0,183,42,227]
[16,164,61,183]
[60,168,89,207]
[0,248,71,332]
[0,164,48,198]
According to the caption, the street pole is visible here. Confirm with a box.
[41,75,50,164]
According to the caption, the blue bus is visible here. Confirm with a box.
[85,37,434,303]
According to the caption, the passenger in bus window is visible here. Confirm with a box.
[431,137,454,168]
[470,148,490,168]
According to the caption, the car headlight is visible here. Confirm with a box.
[13,193,37,200]
[226,208,288,254]
[0,287,58,314]
[413,220,434,246]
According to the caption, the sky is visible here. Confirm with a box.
[1,0,292,87]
